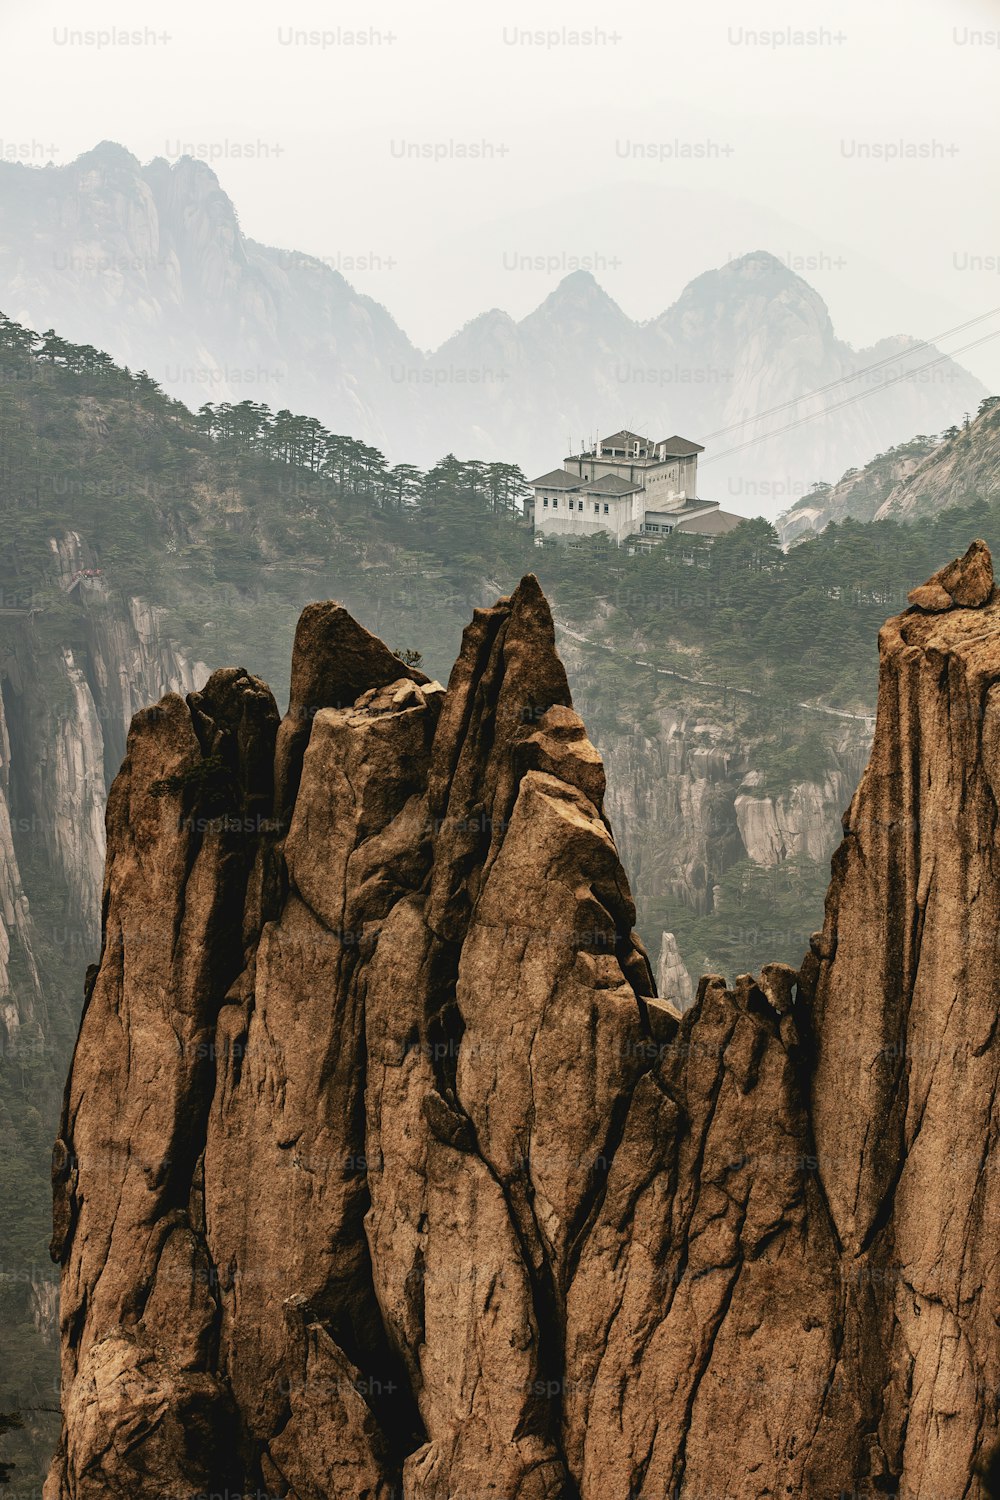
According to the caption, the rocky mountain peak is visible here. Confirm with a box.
[45,560,1000,1497]
[521,268,634,339]
[76,139,141,170]
[720,247,816,286]
[539,267,601,298]
[659,246,836,341]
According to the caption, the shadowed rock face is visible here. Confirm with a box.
[45,555,1000,1498]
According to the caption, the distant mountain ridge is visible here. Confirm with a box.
[0,141,986,507]
[779,397,1000,542]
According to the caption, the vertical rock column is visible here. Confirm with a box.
[46,668,279,1500]
[810,539,1000,1497]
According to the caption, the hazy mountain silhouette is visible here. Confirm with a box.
[0,142,985,510]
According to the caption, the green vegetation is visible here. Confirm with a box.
[0,838,79,1484]
[0,1410,23,1485]
[662,857,834,980]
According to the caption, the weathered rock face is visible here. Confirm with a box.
[46,557,1000,1498]
[809,539,1000,1496]
[0,533,209,946]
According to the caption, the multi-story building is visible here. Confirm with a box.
[527,428,743,545]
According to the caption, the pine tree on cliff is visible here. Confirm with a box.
[0,1410,22,1485]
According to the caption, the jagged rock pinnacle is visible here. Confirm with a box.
[907,536,994,611]
[45,562,1000,1498]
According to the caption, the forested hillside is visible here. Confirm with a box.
[4,311,996,704]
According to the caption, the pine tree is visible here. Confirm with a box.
[0,1410,22,1485]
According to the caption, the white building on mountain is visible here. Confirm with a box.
[527,429,743,545]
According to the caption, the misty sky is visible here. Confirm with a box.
[3,0,1000,386]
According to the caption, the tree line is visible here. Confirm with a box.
[0,312,530,519]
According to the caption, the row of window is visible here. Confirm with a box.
[542,497,611,514]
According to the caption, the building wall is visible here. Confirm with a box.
[641,455,698,503]
[536,489,633,544]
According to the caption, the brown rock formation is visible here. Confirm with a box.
[906,536,994,612]
[45,562,1000,1498]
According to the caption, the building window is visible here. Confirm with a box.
[593,503,600,514]
[543,497,548,507]
[553,498,558,508]
[603,504,609,514]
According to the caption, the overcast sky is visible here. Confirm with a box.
[4,0,1000,384]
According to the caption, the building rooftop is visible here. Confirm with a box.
[529,468,582,491]
[583,473,644,496]
[673,507,743,536]
[568,432,705,463]
[598,428,656,451]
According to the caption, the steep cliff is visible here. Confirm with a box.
[45,551,1000,1497]
[873,400,1000,523]
[0,535,208,937]
[0,541,208,1488]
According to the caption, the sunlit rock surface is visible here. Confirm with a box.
[46,554,1000,1498]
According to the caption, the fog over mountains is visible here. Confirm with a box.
[0,141,986,513]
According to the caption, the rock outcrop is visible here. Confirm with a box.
[907,535,994,611]
[655,929,695,1011]
[45,559,1000,1497]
